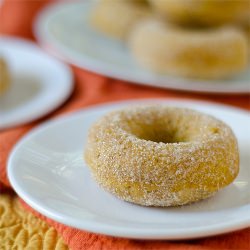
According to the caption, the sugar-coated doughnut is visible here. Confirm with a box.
[90,0,151,40]
[0,58,10,95]
[149,0,250,26]
[244,25,250,57]
[129,19,248,79]
[85,106,239,206]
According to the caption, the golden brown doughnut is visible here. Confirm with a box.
[148,0,250,27]
[129,19,248,79]
[0,58,10,95]
[85,106,239,206]
[89,0,152,40]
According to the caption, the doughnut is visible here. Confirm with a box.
[0,58,10,95]
[128,19,248,79]
[244,27,250,58]
[89,0,151,40]
[236,7,250,27]
[148,0,250,26]
[85,106,239,207]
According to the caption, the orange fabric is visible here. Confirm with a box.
[0,1,250,249]
[0,0,50,39]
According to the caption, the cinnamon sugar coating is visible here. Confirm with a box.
[85,106,239,206]
[0,58,10,95]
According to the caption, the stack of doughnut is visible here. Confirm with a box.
[90,0,249,79]
[0,57,10,95]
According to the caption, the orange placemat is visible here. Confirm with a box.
[0,1,250,249]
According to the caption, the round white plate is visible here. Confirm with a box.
[8,99,250,239]
[0,36,73,129]
[34,1,250,94]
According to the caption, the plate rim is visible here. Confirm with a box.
[7,98,250,240]
[0,35,74,129]
[34,1,250,95]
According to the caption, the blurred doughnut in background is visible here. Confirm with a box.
[129,19,248,79]
[148,0,250,27]
[0,57,10,95]
[90,0,152,40]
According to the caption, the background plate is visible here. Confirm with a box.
[8,99,250,239]
[0,36,73,129]
[34,1,250,94]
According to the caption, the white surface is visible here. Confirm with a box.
[34,1,250,94]
[0,36,73,129]
[8,99,250,240]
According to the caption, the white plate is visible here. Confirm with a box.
[8,99,250,240]
[34,1,250,94]
[0,36,73,129]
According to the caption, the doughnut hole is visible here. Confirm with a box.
[121,108,217,143]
